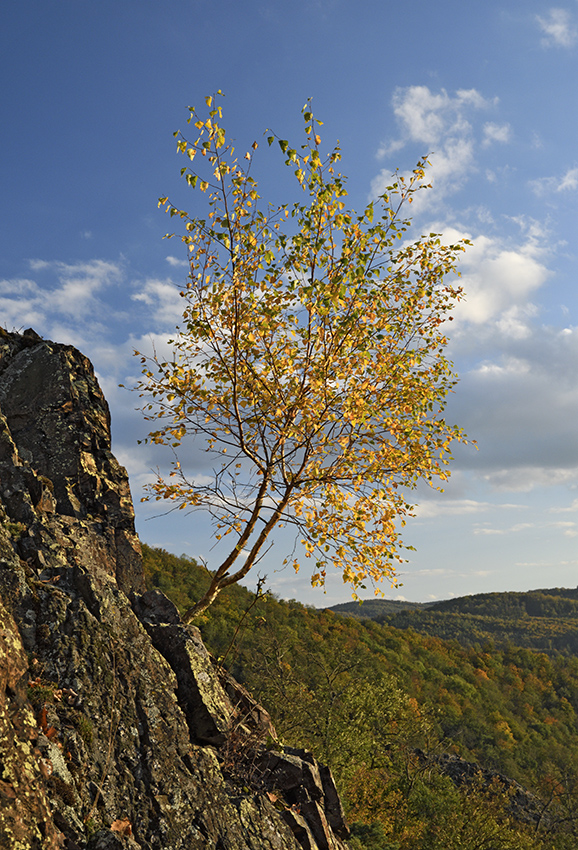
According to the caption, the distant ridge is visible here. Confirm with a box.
[326,597,437,619]
[326,587,578,656]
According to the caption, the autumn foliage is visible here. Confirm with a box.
[136,94,470,618]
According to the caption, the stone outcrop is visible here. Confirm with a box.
[0,329,349,850]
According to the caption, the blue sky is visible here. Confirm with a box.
[1,0,577,605]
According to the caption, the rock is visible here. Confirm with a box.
[0,330,349,850]
[0,330,144,595]
[0,576,64,849]
[131,589,233,744]
[255,748,349,849]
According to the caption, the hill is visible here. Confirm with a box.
[328,598,436,618]
[328,589,578,656]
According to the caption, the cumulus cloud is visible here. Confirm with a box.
[536,8,577,47]
[437,226,551,326]
[0,278,38,296]
[51,261,123,320]
[5,259,125,324]
[449,355,578,487]
[495,305,540,340]
[372,86,504,211]
[442,278,578,491]
[131,279,184,325]
[379,86,493,152]
[1,260,121,331]
[0,286,46,331]
[460,250,547,324]
[0,259,189,349]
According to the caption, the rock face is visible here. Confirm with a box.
[0,330,349,850]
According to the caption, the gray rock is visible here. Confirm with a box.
[0,329,349,850]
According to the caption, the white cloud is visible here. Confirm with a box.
[131,279,184,325]
[558,167,578,190]
[482,122,512,147]
[536,8,577,47]
[0,259,190,351]
[166,255,189,267]
[442,229,550,325]
[473,356,531,378]
[414,499,508,519]
[550,498,578,513]
[372,86,502,210]
[530,166,578,195]
[382,86,494,150]
[0,291,46,331]
[0,278,38,296]
[531,132,544,150]
[371,137,476,212]
[495,305,539,340]
[22,259,124,322]
[476,519,577,537]
[482,467,578,492]
[474,522,534,536]
[444,310,578,492]
[463,250,547,323]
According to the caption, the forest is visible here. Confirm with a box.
[332,591,578,656]
[142,544,578,849]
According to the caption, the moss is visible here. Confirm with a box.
[27,681,57,707]
[77,715,94,749]
[5,521,26,540]
[85,817,99,838]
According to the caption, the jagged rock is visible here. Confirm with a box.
[0,329,144,595]
[131,589,233,745]
[255,749,348,850]
[0,330,349,850]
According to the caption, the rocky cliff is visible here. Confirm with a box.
[0,329,349,850]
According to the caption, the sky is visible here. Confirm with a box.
[1,0,577,606]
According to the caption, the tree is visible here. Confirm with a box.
[136,93,471,620]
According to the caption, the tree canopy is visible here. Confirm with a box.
[136,93,471,619]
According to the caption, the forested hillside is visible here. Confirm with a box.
[331,590,578,656]
[143,545,578,849]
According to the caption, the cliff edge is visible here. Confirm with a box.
[0,329,349,850]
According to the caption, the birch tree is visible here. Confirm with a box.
[136,93,471,620]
